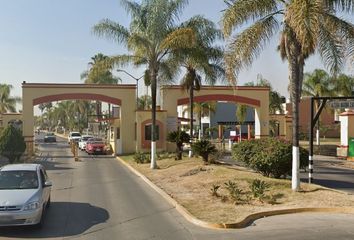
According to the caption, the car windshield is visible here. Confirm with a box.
[0,170,39,190]
[82,136,92,141]
[46,133,54,136]
[92,141,104,145]
[71,133,81,137]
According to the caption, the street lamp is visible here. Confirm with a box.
[117,69,144,109]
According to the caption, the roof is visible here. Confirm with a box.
[1,164,40,171]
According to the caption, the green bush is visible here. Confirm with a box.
[167,130,190,160]
[224,180,243,204]
[133,152,149,164]
[232,138,309,178]
[191,139,217,163]
[0,125,26,163]
[250,179,270,200]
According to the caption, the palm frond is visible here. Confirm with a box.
[324,0,354,12]
[222,0,279,37]
[159,27,196,52]
[225,16,279,84]
[287,0,321,55]
[93,19,130,45]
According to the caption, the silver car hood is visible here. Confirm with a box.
[0,189,39,206]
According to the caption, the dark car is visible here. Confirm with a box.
[44,132,56,143]
[86,138,106,155]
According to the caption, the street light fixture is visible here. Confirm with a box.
[117,69,144,109]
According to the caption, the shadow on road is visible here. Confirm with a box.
[34,160,74,171]
[0,202,109,238]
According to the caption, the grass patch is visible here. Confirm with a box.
[119,155,354,223]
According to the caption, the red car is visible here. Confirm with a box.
[85,138,106,155]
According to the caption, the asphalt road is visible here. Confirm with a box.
[301,155,354,193]
[1,134,354,239]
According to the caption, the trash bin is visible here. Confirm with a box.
[348,137,354,160]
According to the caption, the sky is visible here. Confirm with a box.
[1,0,354,111]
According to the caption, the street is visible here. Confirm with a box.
[301,155,354,194]
[1,134,354,239]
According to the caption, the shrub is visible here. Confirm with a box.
[0,125,26,163]
[224,180,243,204]
[250,179,270,200]
[210,184,220,197]
[133,152,149,164]
[232,138,309,178]
[167,130,190,160]
[191,139,217,163]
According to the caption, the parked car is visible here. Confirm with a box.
[86,138,106,155]
[68,132,81,144]
[78,135,94,150]
[0,164,52,227]
[44,132,56,143]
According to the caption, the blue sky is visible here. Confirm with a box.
[1,0,353,106]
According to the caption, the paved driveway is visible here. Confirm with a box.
[1,136,354,239]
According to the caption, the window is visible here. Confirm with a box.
[145,124,159,141]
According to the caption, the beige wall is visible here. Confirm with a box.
[135,110,168,152]
[160,85,270,138]
[22,83,136,155]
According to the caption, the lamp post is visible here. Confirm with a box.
[117,69,144,109]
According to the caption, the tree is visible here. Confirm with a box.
[38,102,53,114]
[81,53,121,121]
[222,0,354,191]
[236,104,247,142]
[332,73,354,96]
[191,139,217,163]
[302,69,334,145]
[0,84,21,113]
[0,125,26,163]
[93,0,196,169]
[137,95,152,110]
[167,130,190,160]
[170,16,224,152]
[245,75,284,114]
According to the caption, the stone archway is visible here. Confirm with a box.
[22,83,136,155]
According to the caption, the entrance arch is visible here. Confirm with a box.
[22,83,136,155]
[161,85,270,138]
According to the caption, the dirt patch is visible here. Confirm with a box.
[120,156,354,223]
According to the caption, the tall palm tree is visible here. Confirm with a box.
[183,101,217,139]
[93,0,196,169]
[0,84,21,113]
[236,104,247,142]
[81,53,121,122]
[302,69,334,145]
[245,76,284,114]
[170,16,224,155]
[222,0,354,191]
[332,73,354,96]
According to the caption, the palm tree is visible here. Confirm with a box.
[222,0,354,190]
[0,84,21,113]
[170,16,224,155]
[302,69,334,146]
[93,0,196,169]
[81,53,121,122]
[236,104,247,142]
[137,95,152,110]
[183,101,217,139]
[332,73,354,96]
[245,76,284,114]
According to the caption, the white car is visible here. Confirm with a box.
[0,164,52,227]
[78,135,94,150]
[68,132,81,144]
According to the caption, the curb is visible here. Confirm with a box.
[116,156,354,229]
